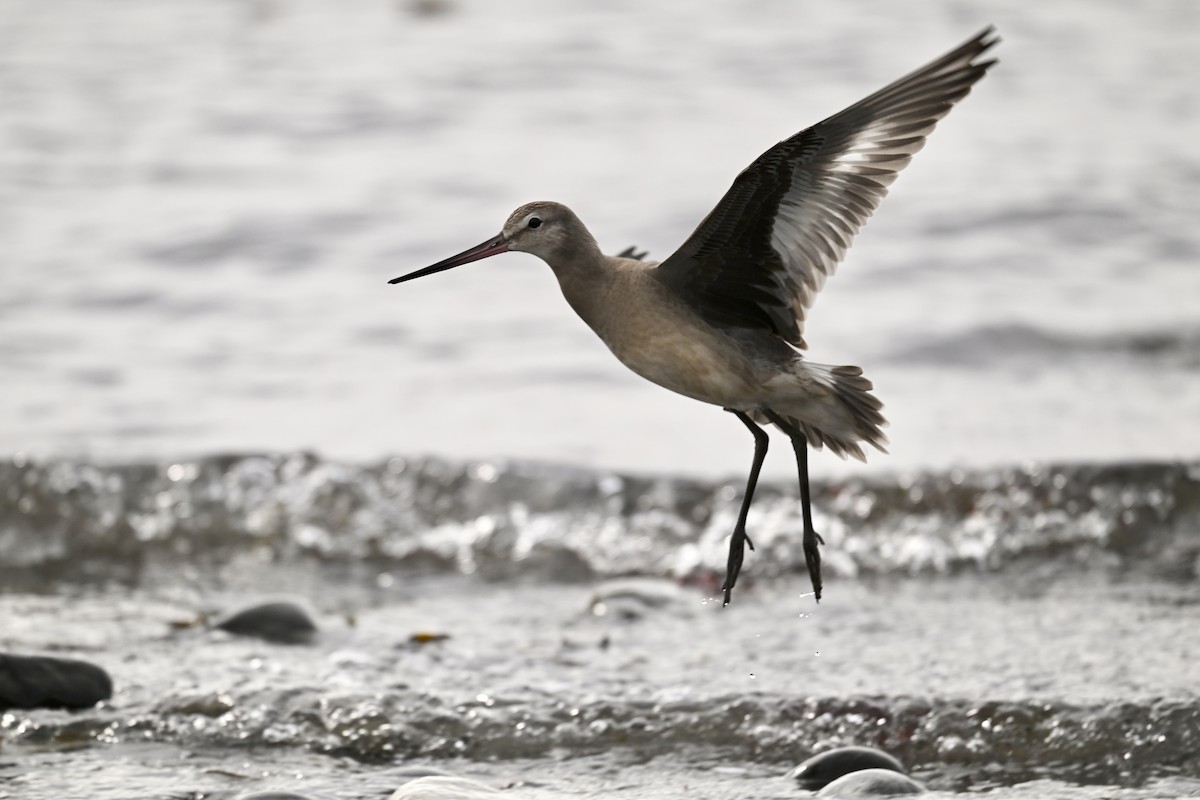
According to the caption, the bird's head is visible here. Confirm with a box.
[500,201,582,260]
[389,201,592,285]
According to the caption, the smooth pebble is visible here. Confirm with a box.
[817,768,926,797]
[790,745,906,790]
[215,600,318,644]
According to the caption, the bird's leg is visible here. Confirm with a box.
[764,411,824,602]
[722,409,769,606]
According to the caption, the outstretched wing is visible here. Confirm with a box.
[655,27,998,348]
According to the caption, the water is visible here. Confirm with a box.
[2,455,1199,798]
[2,1,1199,797]
[1,0,1198,475]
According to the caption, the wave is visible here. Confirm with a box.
[2,454,1197,590]
[5,687,1198,788]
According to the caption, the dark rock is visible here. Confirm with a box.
[0,652,113,710]
[816,769,925,797]
[236,793,319,800]
[790,746,906,790]
[215,600,318,644]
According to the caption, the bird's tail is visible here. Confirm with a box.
[787,364,889,462]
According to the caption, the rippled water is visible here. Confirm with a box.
[2,1,1199,798]
[1,0,1198,475]
[2,454,1199,798]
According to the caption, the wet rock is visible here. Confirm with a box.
[588,578,687,620]
[790,745,906,790]
[0,652,113,710]
[215,600,318,644]
[389,776,501,799]
[816,769,925,797]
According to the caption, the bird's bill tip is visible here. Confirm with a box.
[389,234,509,284]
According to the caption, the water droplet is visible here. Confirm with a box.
[470,462,498,482]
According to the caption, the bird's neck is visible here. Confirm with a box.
[545,238,619,337]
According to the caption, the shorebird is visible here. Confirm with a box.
[391,28,998,604]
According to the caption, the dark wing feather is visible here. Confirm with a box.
[655,27,999,348]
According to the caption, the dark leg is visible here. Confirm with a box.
[722,409,769,606]
[764,411,825,602]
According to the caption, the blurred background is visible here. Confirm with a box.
[2,0,1198,478]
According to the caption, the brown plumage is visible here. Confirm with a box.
[391,28,999,604]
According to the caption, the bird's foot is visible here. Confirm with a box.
[803,527,823,602]
[721,527,751,606]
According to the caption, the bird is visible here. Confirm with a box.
[390,28,999,605]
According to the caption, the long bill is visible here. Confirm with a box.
[388,234,509,284]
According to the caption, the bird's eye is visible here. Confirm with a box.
[528,217,542,229]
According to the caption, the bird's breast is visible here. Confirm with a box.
[600,301,763,409]
[554,262,765,410]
